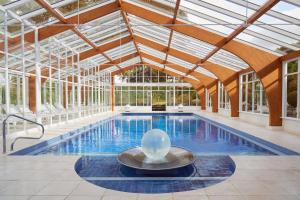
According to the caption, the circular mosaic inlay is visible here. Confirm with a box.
[75,155,236,193]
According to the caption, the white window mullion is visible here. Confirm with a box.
[297,58,300,119]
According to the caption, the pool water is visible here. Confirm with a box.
[12,113,299,155]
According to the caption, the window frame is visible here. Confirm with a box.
[283,57,300,120]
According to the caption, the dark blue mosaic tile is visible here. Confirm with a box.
[75,155,236,193]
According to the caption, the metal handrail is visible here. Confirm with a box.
[2,114,45,153]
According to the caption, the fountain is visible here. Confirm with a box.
[117,129,196,170]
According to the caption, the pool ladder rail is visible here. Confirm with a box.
[2,114,45,154]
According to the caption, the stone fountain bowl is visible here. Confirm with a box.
[117,146,196,171]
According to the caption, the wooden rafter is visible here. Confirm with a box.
[163,0,181,70]
[0,2,119,50]
[122,1,279,74]
[185,0,280,77]
[35,0,122,69]
[118,0,143,63]
[72,34,236,83]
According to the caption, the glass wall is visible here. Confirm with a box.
[0,12,112,134]
[114,65,200,107]
[283,58,299,119]
[218,81,230,110]
[240,72,269,114]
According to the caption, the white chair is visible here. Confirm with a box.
[125,104,131,112]
[178,104,184,112]
[17,105,35,119]
[54,103,67,114]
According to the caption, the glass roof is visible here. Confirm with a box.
[118,57,141,68]
[105,41,137,60]
[129,14,171,46]
[1,0,299,82]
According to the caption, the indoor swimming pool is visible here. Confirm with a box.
[12,113,299,156]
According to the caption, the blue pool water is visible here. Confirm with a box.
[12,113,299,155]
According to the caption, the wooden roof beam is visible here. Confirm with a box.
[186,0,279,76]
[280,50,300,62]
[118,0,143,63]
[163,0,181,70]
[122,1,279,74]
[35,0,121,69]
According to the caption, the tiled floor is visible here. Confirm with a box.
[0,111,300,200]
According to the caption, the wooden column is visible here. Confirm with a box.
[28,76,37,112]
[224,74,239,117]
[208,81,218,113]
[258,63,282,126]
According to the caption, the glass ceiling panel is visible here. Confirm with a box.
[167,54,216,78]
[0,0,19,6]
[76,45,92,53]
[129,14,171,45]
[172,31,214,57]
[105,42,136,60]
[25,10,56,26]
[213,50,249,70]
[177,0,300,55]
[179,0,240,36]
[143,57,166,69]
[81,11,122,30]
[194,67,216,78]
[138,44,166,60]
[9,1,42,16]
[57,0,113,17]
[95,31,130,47]
[89,54,107,64]
[119,57,141,68]
[128,0,176,17]
[98,65,119,74]
[171,31,249,70]
[167,54,193,69]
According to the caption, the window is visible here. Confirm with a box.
[283,59,299,119]
[114,66,200,107]
[218,81,230,110]
[206,89,212,109]
[240,72,269,114]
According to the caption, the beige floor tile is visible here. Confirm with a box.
[70,181,105,196]
[231,180,274,195]
[173,189,206,196]
[0,181,49,196]
[204,181,240,195]
[66,196,101,200]
[36,181,80,196]
[138,193,172,200]
[264,181,300,195]
[207,195,246,200]
[246,195,300,200]
[103,189,137,197]
[102,194,137,200]
[29,196,66,200]
[0,196,29,200]
[173,194,208,200]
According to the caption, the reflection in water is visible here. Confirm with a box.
[37,114,275,155]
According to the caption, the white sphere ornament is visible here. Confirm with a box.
[141,129,171,160]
